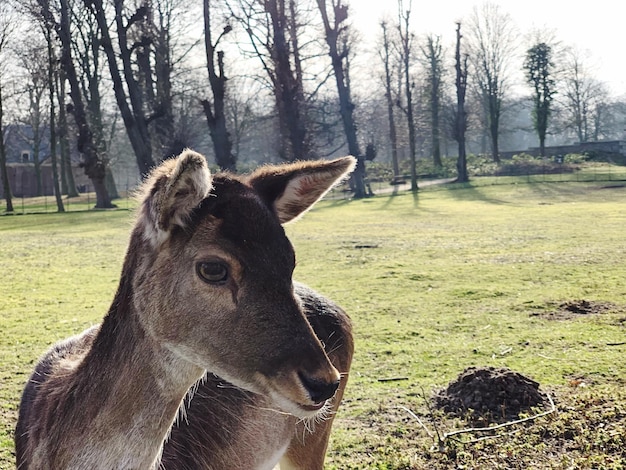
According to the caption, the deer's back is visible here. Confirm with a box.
[15,326,100,469]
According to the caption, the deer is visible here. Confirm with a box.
[15,150,356,469]
[160,280,354,470]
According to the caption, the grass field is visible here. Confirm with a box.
[1,178,625,469]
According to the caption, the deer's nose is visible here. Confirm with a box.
[298,371,340,404]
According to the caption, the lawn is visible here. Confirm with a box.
[1,179,625,469]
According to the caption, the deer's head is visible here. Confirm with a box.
[131,150,355,417]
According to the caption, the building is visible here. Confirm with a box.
[1,124,90,197]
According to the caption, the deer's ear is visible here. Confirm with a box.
[247,156,356,224]
[138,150,213,246]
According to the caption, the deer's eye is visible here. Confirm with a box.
[196,262,229,284]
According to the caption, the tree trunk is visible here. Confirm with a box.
[90,0,155,178]
[316,0,366,198]
[31,109,43,196]
[149,3,178,159]
[381,22,401,182]
[0,82,13,213]
[431,87,442,168]
[398,1,418,192]
[47,24,65,212]
[57,67,79,196]
[423,35,443,169]
[288,0,305,112]
[263,0,309,161]
[456,134,468,183]
[454,23,469,183]
[105,166,120,199]
[538,100,547,157]
[49,105,64,213]
[202,97,235,171]
[57,0,113,208]
[387,98,400,180]
[58,122,68,194]
[489,97,500,163]
[406,84,418,191]
[537,97,547,157]
[202,0,235,172]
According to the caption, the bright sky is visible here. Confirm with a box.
[350,0,625,97]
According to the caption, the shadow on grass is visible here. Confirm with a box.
[326,196,354,208]
[377,186,411,211]
[444,182,511,205]
[500,180,626,203]
[375,180,509,207]
[374,189,444,217]
[412,189,419,209]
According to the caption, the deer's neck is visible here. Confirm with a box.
[84,320,202,467]
[34,285,204,469]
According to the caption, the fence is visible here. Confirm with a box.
[2,162,626,214]
[0,183,136,215]
[329,162,626,199]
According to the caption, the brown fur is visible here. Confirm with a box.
[161,282,353,470]
[15,151,356,469]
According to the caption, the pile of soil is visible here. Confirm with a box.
[434,366,547,424]
[532,299,617,320]
[559,299,612,315]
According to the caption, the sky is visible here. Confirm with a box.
[350,0,625,97]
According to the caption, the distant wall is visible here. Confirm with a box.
[0,164,91,198]
[500,141,626,159]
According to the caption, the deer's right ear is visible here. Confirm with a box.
[248,156,356,224]
[137,150,213,247]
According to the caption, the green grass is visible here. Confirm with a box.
[2,179,626,468]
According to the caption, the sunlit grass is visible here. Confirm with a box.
[1,179,625,468]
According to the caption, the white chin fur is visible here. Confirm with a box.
[266,388,326,419]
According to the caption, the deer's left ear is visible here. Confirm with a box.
[137,149,213,246]
[247,156,356,224]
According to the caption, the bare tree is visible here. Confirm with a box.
[34,0,114,208]
[559,48,608,143]
[229,0,312,161]
[466,2,518,163]
[44,13,65,212]
[15,36,49,197]
[138,0,193,159]
[396,0,417,191]
[25,0,113,207]
[379,20,402,183]
[453,21,469,183]
[420,34,444,168]
[56,65,80,197]
[88,0,156,176]
[316,0,367,198]
[87,0,212,177]
[306,93,346,157]
[71,0,120,198]
[225,76,260,161]
[0,1,15,212]
[266,0,310,160]
[588,87,611,141]
[202,0,235,171]
[16,0,78,199]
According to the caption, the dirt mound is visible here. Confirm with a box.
[531,299,618,320]
[434,366,547,424]
[559,299,612,315]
